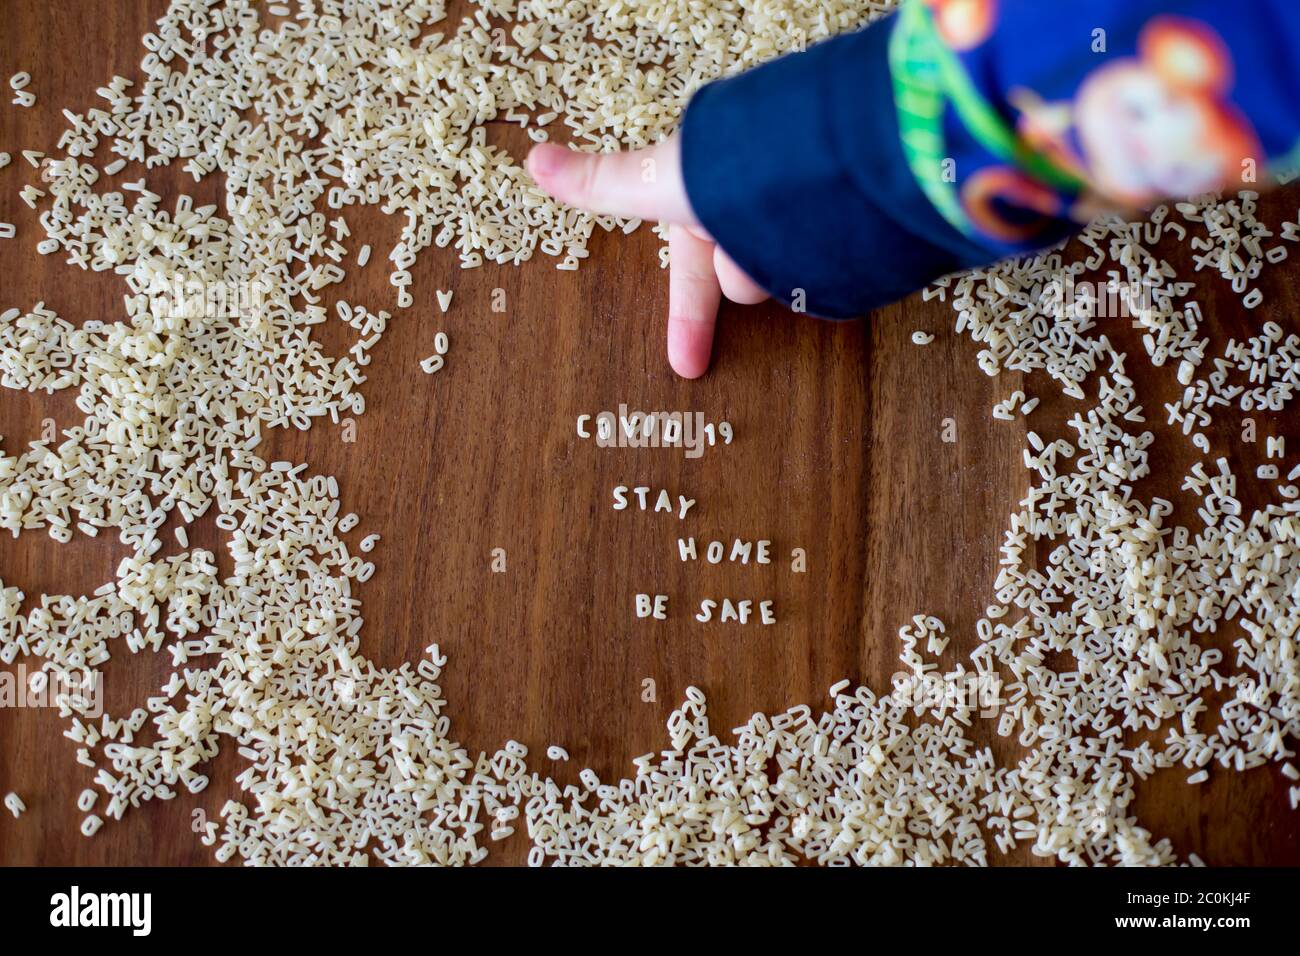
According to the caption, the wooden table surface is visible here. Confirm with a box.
[1,0,1297,867]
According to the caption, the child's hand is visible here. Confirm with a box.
[526,135,768,379]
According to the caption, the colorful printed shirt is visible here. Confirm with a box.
[679,0,1300,318]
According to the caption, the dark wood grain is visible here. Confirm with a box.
[1,0,1297,867]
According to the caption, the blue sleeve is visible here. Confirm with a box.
[680,13,995,320]
[680,0,1300,320]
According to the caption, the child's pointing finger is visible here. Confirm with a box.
[666,224,721,380]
